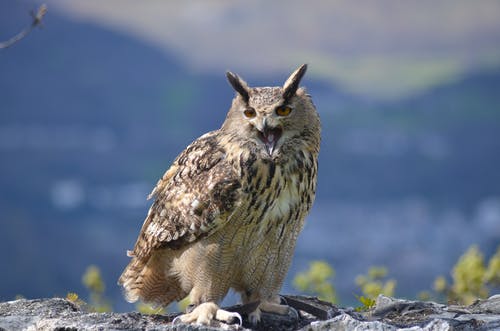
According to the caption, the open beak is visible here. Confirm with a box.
[258,125,282,156]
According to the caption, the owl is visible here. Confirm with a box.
[118,64,321,325]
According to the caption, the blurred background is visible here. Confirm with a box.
[1,0,500,311]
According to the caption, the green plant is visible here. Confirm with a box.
[135,302,167,315]
[66,292,86,307]
[354,295,376,312]
[433,245,500,305]
[354,266,396,310]
[82,265,112,312]
[484,246,500,285]
[293,260,337,303]
[355,266,396,299]
[135,297,189,315]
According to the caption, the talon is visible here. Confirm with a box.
[216,309,242,326]
[230,312,242,326]
[287,306,299,320]
[250,299,297,323]
[172,315,183,325]
[248,308,261,325]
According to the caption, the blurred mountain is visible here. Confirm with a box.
[321,70,500,205]
[48,0,500,99]
[1,1,499,310]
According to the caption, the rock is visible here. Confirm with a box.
[0,298,204,331]
[368,295,500,330]
[1,295,500,330]
[305,314,453,331]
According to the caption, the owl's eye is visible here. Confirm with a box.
[276,105,292,116]
[243,107,256,118]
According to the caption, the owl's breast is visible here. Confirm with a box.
[235,151,317,238]
[265,171,302,220]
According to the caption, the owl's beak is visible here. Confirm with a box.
[258,125,282,156]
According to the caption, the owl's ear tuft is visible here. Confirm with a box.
[226,71,250,103]
[282,64,308,102]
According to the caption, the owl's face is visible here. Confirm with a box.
[222,65,320,159]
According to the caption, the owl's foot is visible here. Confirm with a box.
[172,302,242,326]
[248,300,299,325]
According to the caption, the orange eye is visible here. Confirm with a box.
[276,105,292,116]
[243,107,256,118]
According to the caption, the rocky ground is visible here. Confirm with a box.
[1,294,500,330]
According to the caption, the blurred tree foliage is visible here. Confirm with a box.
[354,266,396,310]
[293,261,337,303]
[135,302,167,315]
[355,266,396,299]
[81,265,112,312]
[432,245,500,305]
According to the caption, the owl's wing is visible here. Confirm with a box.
[129,131,242,260]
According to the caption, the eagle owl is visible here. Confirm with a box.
[118,64,321,325]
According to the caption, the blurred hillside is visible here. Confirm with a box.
[49,0,500,99]
[1,0,500,310]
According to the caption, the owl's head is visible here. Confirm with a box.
[222,64,320,159]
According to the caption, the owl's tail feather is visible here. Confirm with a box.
[118,252,185,306]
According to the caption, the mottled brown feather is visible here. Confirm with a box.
[133,132,243,260]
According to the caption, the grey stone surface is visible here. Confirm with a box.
[0,298,222,331]
[304,314,453,331]
[1,295,500,330]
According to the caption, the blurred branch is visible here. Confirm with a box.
[0,4,47,49]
